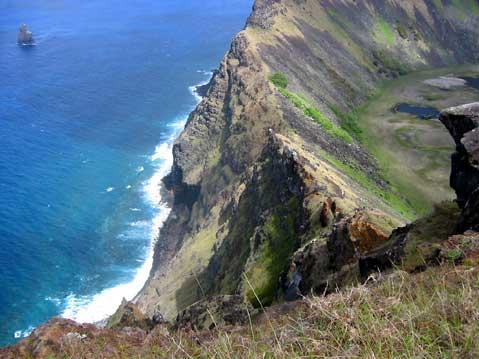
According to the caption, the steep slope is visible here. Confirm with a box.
[135,0,479,319]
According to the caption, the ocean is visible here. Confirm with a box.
[0,0,252,346]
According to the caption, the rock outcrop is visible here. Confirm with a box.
[175,295,254,331]
[17,24,33,44]
[284,209,402,299]
[439,103,479,232]
[107,299,154,331]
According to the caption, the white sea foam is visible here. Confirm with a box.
[136,166,144,173]
[14,326,34,339]
[189,71,213,102]
[61,142,173,323]
[60,77,204,325]
[45,296,62,305]
[106,187,114,193]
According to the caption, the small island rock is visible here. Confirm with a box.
[17,24,34,44]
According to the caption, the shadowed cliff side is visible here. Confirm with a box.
[135,0,479,320]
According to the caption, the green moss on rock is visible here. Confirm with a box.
[245,198,300,308]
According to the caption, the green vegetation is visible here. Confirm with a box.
[374,17,395,46]
[245,198,300,307]
[269,73,354,143]
[431,0,444,10]
[330,105,363,141]
[396,23,408,39]
[269,72,288,89]
[451,0,479,19]
[432,0,479,20]
[423,93,447,102]
[319,150,416,219]
[372,49,409,75]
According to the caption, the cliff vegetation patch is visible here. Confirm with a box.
[270,73,354,144]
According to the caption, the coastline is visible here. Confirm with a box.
[131,72,214,305]
[58,72,213,327]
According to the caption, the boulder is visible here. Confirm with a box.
[106,299,153,331]
[439,103,479,231]
[175,295,254,331]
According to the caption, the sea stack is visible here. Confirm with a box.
[17,24,34,44]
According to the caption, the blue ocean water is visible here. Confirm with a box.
[0,0,252,346]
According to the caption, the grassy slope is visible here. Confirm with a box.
[48,263,479,358]
[271,74,418,220]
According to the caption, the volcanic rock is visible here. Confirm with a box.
[17,24,34,44]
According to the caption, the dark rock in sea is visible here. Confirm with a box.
[195,83,210,98]
[439,103,479,231]
[17,24,34,44]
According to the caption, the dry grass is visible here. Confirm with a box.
[54,264,479,359]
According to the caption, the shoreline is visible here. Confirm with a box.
[10,68,216,342]
[59,71,214,328]
[131,71,214,305]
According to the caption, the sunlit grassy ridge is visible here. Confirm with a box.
[270,72,354,144]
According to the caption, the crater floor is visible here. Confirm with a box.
[358,64,479,216]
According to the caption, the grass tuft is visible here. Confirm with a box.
[374,17,395,46]
[269,72,288,89]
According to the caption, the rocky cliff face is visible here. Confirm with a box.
[440,103,479,232]
[135,0,479,319]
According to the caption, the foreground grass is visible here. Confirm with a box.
[55,264,479,358]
